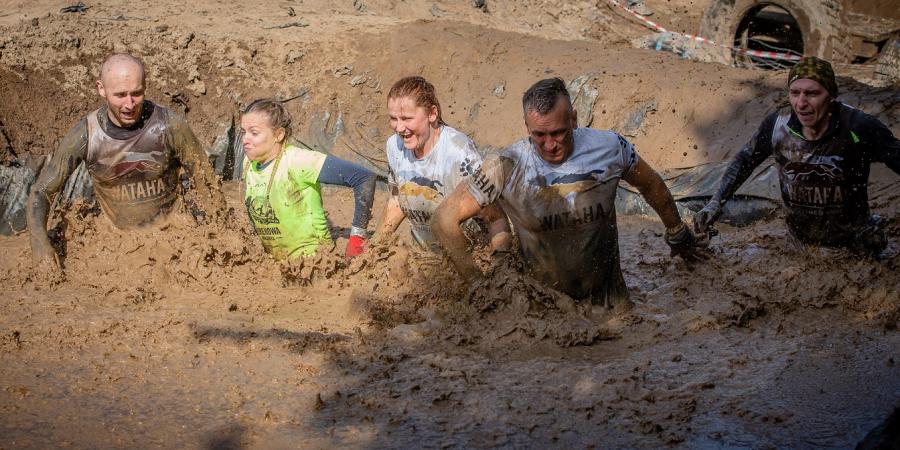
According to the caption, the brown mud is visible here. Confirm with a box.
[2,0,900,448]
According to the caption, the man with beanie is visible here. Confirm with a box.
[694,57,900,256]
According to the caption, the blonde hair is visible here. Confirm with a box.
[242,99,292,141]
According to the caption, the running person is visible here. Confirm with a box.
[433,78,706,307]
[376,76,509,252]
[27,53,224,271]
[694,57,900,255]
[240,99,376,260]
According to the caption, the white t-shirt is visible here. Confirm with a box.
[387,125,483,250]
[466,128,637,306]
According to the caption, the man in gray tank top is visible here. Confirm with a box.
[27,53,224,271]
[433,78,707,308]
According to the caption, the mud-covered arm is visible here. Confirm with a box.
[710,113,777,205]
[479,202,511,252]
[26,119,88,264]
[168,113,225,222]
[622,154,683,229]
[375,168,406,238]
[433,184,485,279]
[433,154,508,279]
[317,155,377,233]
[857,114,900,175]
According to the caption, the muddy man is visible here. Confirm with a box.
[694,57,900,256]
[27,53,223,270]
[432,77,707,308]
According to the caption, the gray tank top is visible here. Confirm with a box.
[86,104,179,228]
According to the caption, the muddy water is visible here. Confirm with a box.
[1,183,899,448]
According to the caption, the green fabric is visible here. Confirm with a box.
[244,144,331,259]
[788,56,838,96]
[850,130,860,144]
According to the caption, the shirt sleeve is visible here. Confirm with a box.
[465,152,509,207]
[166,111,227,217]
[713,111,778,203]
[31,118,88,197]
[614,133,638,179]
[855,112,900,175]
[317,154,377,229]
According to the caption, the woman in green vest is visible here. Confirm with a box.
[241,98,376,260]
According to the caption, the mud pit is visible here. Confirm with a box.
[2,0,900,448]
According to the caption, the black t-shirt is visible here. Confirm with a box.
[726,102,900,244]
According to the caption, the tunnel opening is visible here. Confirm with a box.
[733,4,804,70]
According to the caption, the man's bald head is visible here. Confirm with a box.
[99,54,145,85]
[96,54,147,128]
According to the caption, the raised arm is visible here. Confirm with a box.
[26,119,88,268]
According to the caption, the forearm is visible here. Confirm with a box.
[377,196,406,236]
[27,120,86,260]
[170,114,225,218]
[636,171,683,229]
[712,147,765,205]
[433,201,481,279]
[26,189,52,248]
[318,155,377,230]
[480,203,511,252]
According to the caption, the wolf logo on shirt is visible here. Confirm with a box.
[398,177,444,201]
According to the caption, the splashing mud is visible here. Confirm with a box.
[4,183,897,448]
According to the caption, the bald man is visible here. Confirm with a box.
[27,53,223,270]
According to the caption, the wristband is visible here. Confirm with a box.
[665,222,686,236]
[350,226,368,238]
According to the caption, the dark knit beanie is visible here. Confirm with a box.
[788,56,838,97]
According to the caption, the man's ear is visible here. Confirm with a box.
[96,80,105,97]
[571,108,578,128]
[275,128,286,143]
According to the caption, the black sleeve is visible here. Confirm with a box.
[856,112,900,175]
[712,112,778,204]
[317,154,377,230]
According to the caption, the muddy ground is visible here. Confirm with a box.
[1,0,900,448]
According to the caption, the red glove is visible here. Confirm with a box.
[345,235,367,259]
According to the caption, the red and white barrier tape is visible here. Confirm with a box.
[606,0,803,62]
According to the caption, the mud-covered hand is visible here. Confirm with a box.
[666,222,709,261]
[345,235,367,259]
[693,200,723,234]
[31,237,61,272]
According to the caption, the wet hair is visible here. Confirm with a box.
[522,77,572,116]
[387,76,444,124]
[242,98,293,141]
[99,53,145,83]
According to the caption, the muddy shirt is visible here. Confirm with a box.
[243,145,331,260]
[386,125,482,250]
[85,103,181,228]
[30,101,218,229]
[466,128,637,305]
[719,102,900,245]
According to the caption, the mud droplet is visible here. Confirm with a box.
[314,393,325,410]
